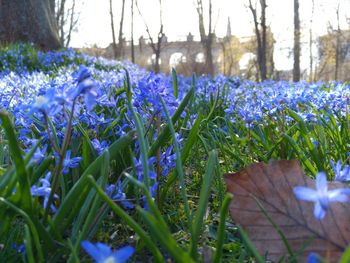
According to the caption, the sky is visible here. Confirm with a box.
[70,0,350,70]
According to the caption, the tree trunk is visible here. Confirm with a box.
[0,0,61,50]
[309,0,315,82]
[335,4,340,80]
[293,0,301,82]
[131,0,135,63]
[117,0,126,59]
[136,0,164,73]
[260,0,267,80]
[248,0,267,81]
[196,0,214,76]
[109,0,118,58]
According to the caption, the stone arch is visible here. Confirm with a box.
[169,52,187,68]
[195,52,205,63]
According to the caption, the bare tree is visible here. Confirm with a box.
[335,3,341,80]
[0,0,61,50]
[195,0,215,75]
[247,0,267,81]
[117,0,126,58]
[293,0,301,81]
[318,3,350,81]
[131,0,135,63]
[109,0,118,58]
[55,0,79,47]
[136,0,164,73]
[309,0,315,82]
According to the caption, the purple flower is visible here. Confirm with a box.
[160,146,176,176]
[133,156,157,181]
[105,183,134,209]
[62,150,82,174]
[330,160,350,182]
[25,88,59,116]
[70,65,98,111]
[81,241,134,263]
[31,172,58,212]
[12,243,26,254]
[92,139,109,155]
[73,65,91,83]
[294,172,350,220]
[307,253,321,263]
[31,144,48,165]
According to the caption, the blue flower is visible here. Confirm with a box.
[62,150,82,174]
[330,160,350,182]
[12,243,26,254]
[307,252,321,263]
[105,183,134,209]
[92,139,109,155]
[70,65,98,111]
[73,65,91,83]
[293,172,350,220]
[160,146,176,176]
[31,172,58,212]
[81,241,134,263]
[30,144,48,165]
[133,156,157,182]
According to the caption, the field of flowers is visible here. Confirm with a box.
[0,44,349,262]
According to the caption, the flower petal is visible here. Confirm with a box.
[113,246,135,263]
[314,201,326,220]
[307,252,321,263]
[293,187,318,202]
[329,188,350,202]
[316,172,328,192]
[81,241,102,261]
[95,242,112,258]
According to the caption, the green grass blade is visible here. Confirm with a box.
[160,113,203,203]
[252,195,295,260]
[213,193,233,263]
[138,208,195,263]
[125,69,151,188]
[148,86,195,157]
[24,224,35,263]
[172,68,178,98]
[52,132,135,231]
[0,198,43,262]
[159,96,192,229]
[238,226,265,263]
[68,151,110,263]
[87,176,164,263]
[190,150,217,258]
[0,111,32,212]
[339,246,350,263]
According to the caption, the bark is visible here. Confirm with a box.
[309,0,315,82]
[109,0,118,58]
[248,0,267,81]
[293,0,301,82]
[55,0,78,47]
[195,0,214,75]
[117,0,126,58]
[131,0,135,63]
[335,4,340,80]
[65,0,77,47]
[56,0,66,45]
[0,0,61,50]
[260,0,267,80]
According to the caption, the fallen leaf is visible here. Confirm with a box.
[224,160,350,262]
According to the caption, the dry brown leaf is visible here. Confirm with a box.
[224,160,350,262]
